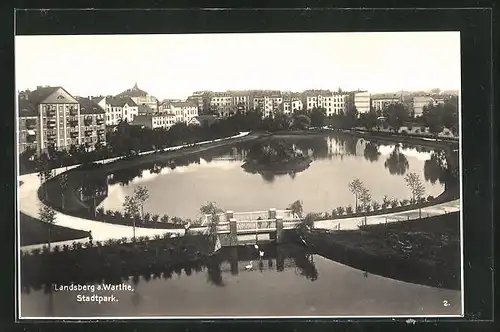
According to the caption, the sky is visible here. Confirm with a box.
[15,32,460,100]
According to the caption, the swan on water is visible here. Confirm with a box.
[254,244,259,250]
[259,251,264,258]
[245,261,253,270]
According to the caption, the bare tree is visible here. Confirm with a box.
[123,195,140,241]
[288,200,303,218]
[359,186,372,226]
[59,173,68,210]
[404,172,426,218]
[133,186,149,219]
[348,178,364,211]
[39,205,57,251]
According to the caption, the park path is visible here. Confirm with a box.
[18,130,461,252]
[18,133,252,253]
[313,199,460,231]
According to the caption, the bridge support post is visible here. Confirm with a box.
[226,211,234,221]
[276,216,284,244]
[229,218,237,246]
[268,208,276,219]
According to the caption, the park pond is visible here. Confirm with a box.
[21,133,460,317]
[93,132,451,221]
[20,243,461,317]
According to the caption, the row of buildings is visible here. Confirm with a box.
[17,84,204,156]
[17,83,455,156]
[188,89,451,118]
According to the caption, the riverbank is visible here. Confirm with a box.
[299,212,461,290]
[21,234,212,290]
[20,212,89,246]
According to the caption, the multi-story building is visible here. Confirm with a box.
[282,99,303,115]
[17,86,84,156]
[160,101,198,124]
[304,90,348,116]
[96,96,138,126]
[76,97,107,150]
[210,92,233,116]
[131,113,176,130]
[353,91,371,113]
[137,104,155,116]
[371,94,402,111]
[412,96,434,117]
[187,115,218,127]
[189,91,213,114]
[231,92,250,113]
[116,83,159,111]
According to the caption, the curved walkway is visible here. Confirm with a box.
[18,130,460,252]
[19,132,251,253]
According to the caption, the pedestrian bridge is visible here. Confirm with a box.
[202,208,302,247]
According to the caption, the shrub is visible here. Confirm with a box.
[331,209,338,217]
[427,195,434,202]
[382,196,391,209]
[96,207,105,216]
[160,214,170,223]
[143,213,152,224]
[120,237,128,244]
[401,130,408,136]
[372,201,380,211]
[162,233,171,240]
[53,245,61,253]
[419,197,426,204]
[401,199,410,206]
[95,241,102,248]
[364,205,372,212]
[415,129,420,133]
[336,206,345,215]
[346,205,353,214]
[356,205,363,213]
[153,234,161,241]
[171,217,183,225]
[391,199,399,208]
[114,211,123,220]
[104,210,114,221]
[152,214,160,223]
[104,239,114,246]
[32,248,41,256]
[62,244,70,252]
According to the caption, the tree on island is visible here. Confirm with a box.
[404,172,426,218]
[422,104,445,139]
[39,204,57,251]
[348,178,365,211]
[292,114,311,130]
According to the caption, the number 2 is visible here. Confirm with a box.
[443,300,450,307]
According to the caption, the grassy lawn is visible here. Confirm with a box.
[303,212,461,290]
[19,212,89,246]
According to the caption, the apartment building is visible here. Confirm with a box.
[282,99,303,115]
[210,92,233,116]
[17,86,83,156]
[160,101,199,124]
[131,113,176,130]
[304,90,348,116]
[230,92,251,113]
[96,96,138,126]
[371,94,402,111]
[412,96,434,117]
[353,91,371,113]
[76,97,107,150]
[116,83,159,111]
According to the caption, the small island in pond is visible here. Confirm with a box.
[241,140,312,175]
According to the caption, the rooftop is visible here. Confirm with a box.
[76,97,106,114]
[117,83,154,98]
[106,96,137,107]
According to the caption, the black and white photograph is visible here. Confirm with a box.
[16,30,463,319]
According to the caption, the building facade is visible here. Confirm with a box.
[18,86,84,155]
[131,114,176,130]
[412,96,434,117]
[210,92,233,116]
[160,101,199,124]
[353,91,371,113]
[371,96,402,111]
[116,83,158,111]
[76,97,107,151]
[96,96,138,126]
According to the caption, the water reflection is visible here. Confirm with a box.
[67,133,457,220]
[384,145,410,176]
